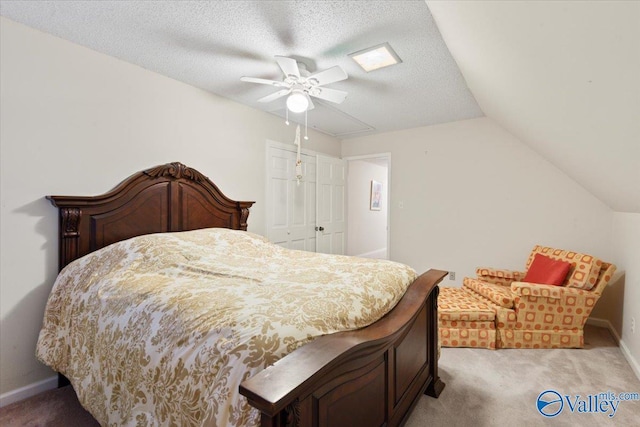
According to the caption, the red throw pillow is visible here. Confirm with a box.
[523,253,572,286]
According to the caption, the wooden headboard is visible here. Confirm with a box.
[48,162,255,271]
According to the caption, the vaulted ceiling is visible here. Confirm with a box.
[1,1,638,212]
[427,1,640,213]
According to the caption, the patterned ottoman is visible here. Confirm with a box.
[438,287,497,349]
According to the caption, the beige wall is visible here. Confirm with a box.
[0,17,340,397]
[341,117,614,284]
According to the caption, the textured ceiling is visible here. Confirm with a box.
[0,0,483,138]
[428,1,640,213]
[3,1,635,213]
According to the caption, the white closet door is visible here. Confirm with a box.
[266,144,317,251]
[316,155,346,255]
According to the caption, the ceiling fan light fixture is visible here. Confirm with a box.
[286,91,309,113]
[349,42,402,72]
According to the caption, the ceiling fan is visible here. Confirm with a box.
[241,56,348,113]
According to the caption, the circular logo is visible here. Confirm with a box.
[537,390,563,417]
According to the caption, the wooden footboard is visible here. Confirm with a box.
[240,269,447,427]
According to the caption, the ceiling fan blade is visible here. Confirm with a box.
[275,56,300,78]
[310,87,348,104]
[307,66,348,86]
[240,76,286,87]
[257,89,291,103]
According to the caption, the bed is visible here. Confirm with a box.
[39,161,447,427]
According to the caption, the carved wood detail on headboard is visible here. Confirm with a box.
[48,162,255,271]
[144,161,208,181]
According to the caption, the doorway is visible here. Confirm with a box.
[345,154,390,260]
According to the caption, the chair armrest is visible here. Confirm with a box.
[476,267,526,286]
[511,281,563,300]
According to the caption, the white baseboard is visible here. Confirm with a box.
[0,375,57,408]
[355,247,387,259]
[619,338,640,381]
[587,317,640,381]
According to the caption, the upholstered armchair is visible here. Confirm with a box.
[439,245,616,349]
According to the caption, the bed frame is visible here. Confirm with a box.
[48,162,446,427]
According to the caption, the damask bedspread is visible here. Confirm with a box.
[36,228,416,426]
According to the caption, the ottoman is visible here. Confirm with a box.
[438,287,497,349]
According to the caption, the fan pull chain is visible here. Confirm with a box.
[285,108,290,126]
[294,125,303,185]
[304,109,309,140]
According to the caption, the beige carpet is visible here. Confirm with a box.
[1,325,638,426]
[0,385,98,427]
[407,325,640,427]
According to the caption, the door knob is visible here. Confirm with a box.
[315,226,325,232]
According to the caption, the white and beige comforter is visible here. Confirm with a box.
[36,228,417,426]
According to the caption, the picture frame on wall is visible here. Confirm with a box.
[370,180,382,211]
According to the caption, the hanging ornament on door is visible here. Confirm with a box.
[294,125,303,184]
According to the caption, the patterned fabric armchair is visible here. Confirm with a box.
[439,245,616,349]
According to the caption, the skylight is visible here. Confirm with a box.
[349,42,402,72]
